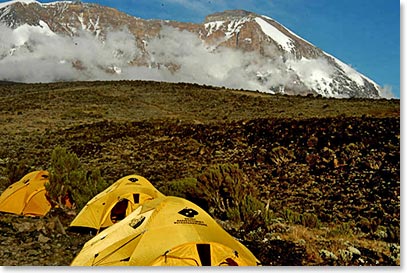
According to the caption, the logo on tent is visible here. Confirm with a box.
[175,208,207,226]
[178,208,198,218]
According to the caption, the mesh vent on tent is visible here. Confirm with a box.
[133,194,140,203]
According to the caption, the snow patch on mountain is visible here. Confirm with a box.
[204,20,224,36]
[287,57,336,97]
[261,15,315,48]
[255,17,295,52]
[42,1,73,6]
[0,5,11,20]
[225,17,250,39]
[324,52,364,86]
[12,20,55,46]
[323,51,384,96]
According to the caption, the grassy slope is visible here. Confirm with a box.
[0,80,400,266]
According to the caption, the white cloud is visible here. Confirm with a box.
[0,23,141,82]
[380,85,396,99]
[146,25,277,91]
[0,23,382,98]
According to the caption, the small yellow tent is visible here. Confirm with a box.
[71,196,260,266]
[0,170,51,217]
[69,174,164,232]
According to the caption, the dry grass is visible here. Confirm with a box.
[0,81,399,135]
[276,224,399,265]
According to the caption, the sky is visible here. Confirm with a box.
[0,0,401,97]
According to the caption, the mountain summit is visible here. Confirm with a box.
[204,10,256,22]
[0,0,384,98]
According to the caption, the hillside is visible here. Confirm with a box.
[0,80,400,266]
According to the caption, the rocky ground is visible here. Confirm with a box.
[0,81,400,266]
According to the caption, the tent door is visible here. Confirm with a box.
[196,244,211,266]
[110,199,129,223]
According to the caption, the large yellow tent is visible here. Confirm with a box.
[69,174,164,232]
[71,196,260,266]
[0,170,51,217]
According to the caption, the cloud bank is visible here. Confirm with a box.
[0,23,143,82]
[0,23,299,92]
[0,22,286,91]
[0,22,389,98]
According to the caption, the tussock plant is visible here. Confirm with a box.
[281,209,321,229]
[268,146,295,165]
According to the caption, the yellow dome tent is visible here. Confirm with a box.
[69,174,164,232]
[0,170,51,217]
[71,196,260,266]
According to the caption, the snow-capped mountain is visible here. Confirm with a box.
[0,0,384,98]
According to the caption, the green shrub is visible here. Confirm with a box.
[197,164,258,216]
[225,194,265,224]
[233,194,276,231]
[46,146,108,210]
[158,177,210,212]
[159,177,198,199]
[196,164,273,231]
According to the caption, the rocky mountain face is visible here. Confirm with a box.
[0,0,383,98]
